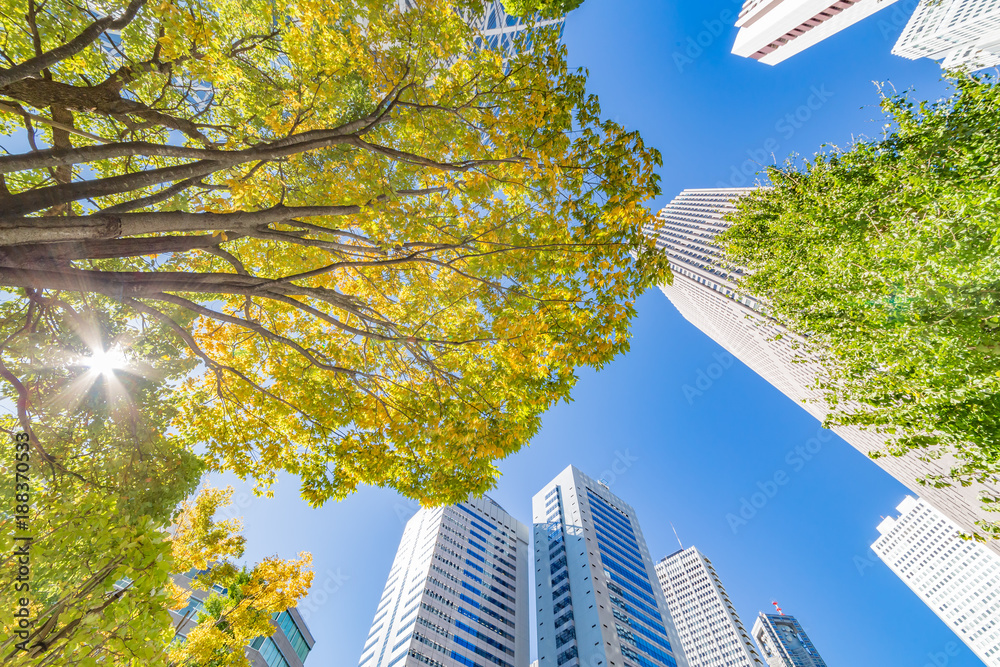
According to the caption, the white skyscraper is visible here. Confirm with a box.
[534,465,688,667]
[751,613,828,667]
[655,548,763,667]
[359,496,530,667]
[731,0,902,65]
[872,495,1000,666]
[892,0,1000,70]
[642,188,1000,554]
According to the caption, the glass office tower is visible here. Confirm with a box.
[533,465,688,667]
[751,613,827,667]
[359,496,530,667]
[170,569,315,667]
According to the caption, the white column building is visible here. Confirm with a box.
[533,465,688,667]
[358,496,530,667]
[642,187,1000,555]
[872,495,1000,666]
[750,614,828,667]
[731,0,902,65]
[892,0,1000,71]
[655,548,763,667]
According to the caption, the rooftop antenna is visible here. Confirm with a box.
[772,601,784,616]
[670,522,683,550]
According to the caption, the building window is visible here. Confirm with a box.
[250,637,291,667]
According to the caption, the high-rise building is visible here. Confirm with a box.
[655,548,763,667]
[170,568,315,667]
[533,465,688,667]
[467,1,566,56]
[395,0,566,58]
[892,0,1000,71]
[642,187,1000,555]
[751,613,827,667]
[358,496,530,667]
[731,0,902,65]
[871,495,1000,666]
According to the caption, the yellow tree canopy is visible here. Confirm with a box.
[0,0,669,505]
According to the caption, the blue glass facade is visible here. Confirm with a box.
[361,497,529,667]
[534,466,686,667]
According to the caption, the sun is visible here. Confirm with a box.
[83,347,129,376]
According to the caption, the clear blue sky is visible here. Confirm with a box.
[219,2,983,666]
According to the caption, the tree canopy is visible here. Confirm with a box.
[0,0,667,506]
[719,75,1000,530]
[501,0,584,19]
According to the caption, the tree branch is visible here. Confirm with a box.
[0,0,148,88]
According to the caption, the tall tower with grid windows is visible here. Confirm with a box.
[534,465,688,667]
[892,0,1000,71]
[872,495,1000,666]
[358,496,530,667]
[655,547,763,667]
[642,188,1000,554]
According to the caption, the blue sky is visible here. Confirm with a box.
[219,2,983,666]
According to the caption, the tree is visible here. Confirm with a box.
[0,472,311,666]
[0,0,667,506]
[502,0,585,19]
[719,74,1000,531]
[0,292,310,664]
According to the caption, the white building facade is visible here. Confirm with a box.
[732,0,902,64]
[642,187,1000,555]
[358,496,530,667]
[655,548,763,667]
[750,614,827,667]
[892,0,1000,70]
[872,495,1000,666]
[534,466,688,667]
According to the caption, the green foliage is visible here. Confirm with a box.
[720,74,1000,532]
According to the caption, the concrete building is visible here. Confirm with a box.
[872,495,1000,666]
[358,496,530,667]
[534,465,688,667]
[642,187,1000,554]
[892,0,1000,70]
[732,0,902,64]
[751,614,827,667]
[170,569,315,667]
[655,548,763,667]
